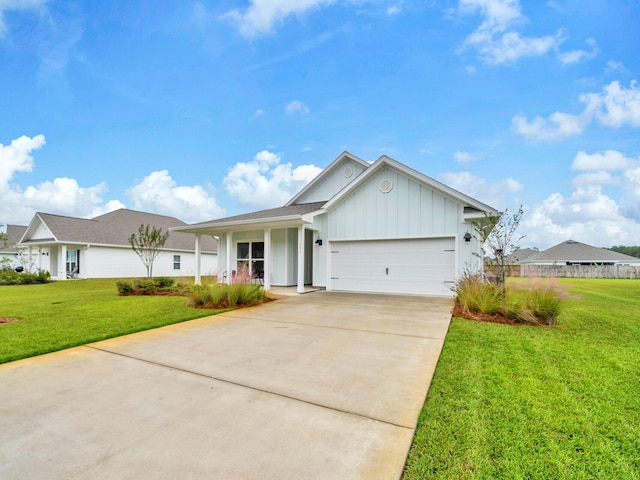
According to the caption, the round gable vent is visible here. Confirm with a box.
[379,179,393,193]
[343,167,353,178]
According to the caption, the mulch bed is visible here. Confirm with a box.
[452,302,530,326]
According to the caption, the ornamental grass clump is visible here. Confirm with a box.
[453,273,568,326]
[453,274,503,316]
[187,282,264,309]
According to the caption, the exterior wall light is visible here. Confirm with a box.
[463,232,472,242]
[315,239,323,246]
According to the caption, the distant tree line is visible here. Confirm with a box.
[608,245,640,258]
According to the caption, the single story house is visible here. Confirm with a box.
[173,152,499,296]
[520,239,640,278]
[18,209,218,280]
[0,225,27,269]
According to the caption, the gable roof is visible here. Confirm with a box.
[285,151,369,206]
[521,240,640,264]
[322,155,499,215]
[20,209,217,252]
[176,152,498,233]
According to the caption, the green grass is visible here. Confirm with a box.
[0,279,225,364]
[403,278,640,479]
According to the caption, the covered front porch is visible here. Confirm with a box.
[190,222,321,294]
[17,243,80,280]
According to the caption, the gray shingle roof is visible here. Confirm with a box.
[522,240,639,264]
[189,201,326,227]
[0,225,27,253]
[21,209,217,252]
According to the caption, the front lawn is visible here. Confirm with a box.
[0,279,225,364]
[403,278,640,479]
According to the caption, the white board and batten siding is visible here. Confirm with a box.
[325,166,464,296]
[329,238,456,296]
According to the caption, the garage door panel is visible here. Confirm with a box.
[330,238,455,296]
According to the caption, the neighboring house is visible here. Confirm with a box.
[484,247,540,278]
[174,152,499,296]
[520,239,640,278]
[0,225,27,269]
[18,209,218,280]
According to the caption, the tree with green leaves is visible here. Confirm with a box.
[473,205,524,291]
[128,224,170,278]
[0,223,8,249]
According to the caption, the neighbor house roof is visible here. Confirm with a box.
[0,225,27,253]
[505,248,539,264]
[19,209,217,252]
[521,240,640,264]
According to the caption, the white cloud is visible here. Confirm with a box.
[223,150,322,208]
[126,170,226,224]
[571,150,636,171]
[558,37,598,66]
[250,108,266,120]
[605,60,628,74]
[221,0,337,39]
[0,134,125,224]
[453,150,484,163]
[23,177,109,216]
[387,3,402,15]
[459,0,562,65]
[519,148,640,248]
[0,0,45,37]
[440,170,522,208]
[520,185,640,249]
[512,80,640,140]
[0,134,46,188]
[285,100,310,115]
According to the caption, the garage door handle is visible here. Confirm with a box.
[386,268,389,275]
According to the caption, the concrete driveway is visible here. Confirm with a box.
[0,291,452,480]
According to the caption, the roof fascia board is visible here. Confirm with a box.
[17,239,216,253]
[171,214,315,235]
[285,151,370,206]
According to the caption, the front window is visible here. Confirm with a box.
[236,242,264,279]
[66,249,79,275]
[173,255,181,270]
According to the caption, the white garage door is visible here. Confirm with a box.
[330,238,455,296]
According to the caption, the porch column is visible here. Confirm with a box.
[60,245,67,280]
[297,225,305,294]
[226,232,232,285]
[194,234,202,285]
[28,246,33,273]
[263,228,271,291]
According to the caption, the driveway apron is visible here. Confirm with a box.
[0,291,452,480]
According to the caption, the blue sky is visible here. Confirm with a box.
[1,0,639,249]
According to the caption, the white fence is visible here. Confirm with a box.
[521,264,640,279]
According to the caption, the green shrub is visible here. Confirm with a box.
[0,267,50,286]
[116,281,134,295]
[154,277,175,288]
[132,279,158,295]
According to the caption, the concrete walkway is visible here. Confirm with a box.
[0,291,452,480]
